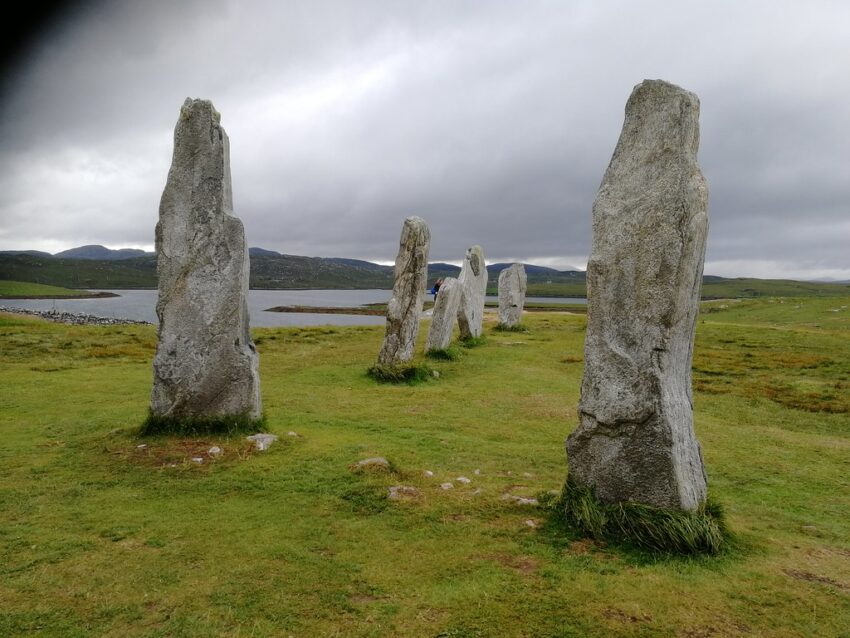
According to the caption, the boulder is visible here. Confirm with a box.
[457,245,487,339]
[150,98,261,420]
[566,80,709,511]
[377,217,430,365]
[425,276,461,352]
[497,263,528,327]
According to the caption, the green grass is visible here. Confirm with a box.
[0,279,93,298]
[0,299,848,636]
[558,476,729,555]
[138,411,266,437]
[366,362,434,384]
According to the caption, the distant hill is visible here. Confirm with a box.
[248,247,282,258]
[0,250,53,258]
[54,245,153,260]
[1,250,848,298]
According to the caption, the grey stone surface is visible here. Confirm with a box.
[247,433,278,451]
[354,457,391,471]
[497,264,528,327]
[457,245,488,339]
[425,276,461,352]
[377,216,431,365]
[150,98,261,420]
[566,79,709,511]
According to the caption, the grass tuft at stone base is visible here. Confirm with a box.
[494,323,529,333]
[426,345,463,361]
[366,363,433,384]
[556,475,731,555]
[138,411,267,437]
[460,335,487,348]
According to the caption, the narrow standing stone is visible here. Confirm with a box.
[377,216,431,365]
[425,276,461,352]
[566,80,709,511]
[497,264,527,327]
[457,245,488,339]
[150,98,261,420]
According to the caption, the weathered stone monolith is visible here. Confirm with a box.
[566,80,709,511]
[150,98,261,420]
[425,276,461,352]
[497,264,527,327]
[377,216,430,365]
[457,245,487,339]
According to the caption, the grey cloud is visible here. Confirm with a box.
[1,0,848,278]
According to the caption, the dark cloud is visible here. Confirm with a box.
[1,0,848,279]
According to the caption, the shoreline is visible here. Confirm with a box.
[0,291,121,300]
[0,306,150,326]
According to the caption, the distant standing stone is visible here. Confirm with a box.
[150,98,261,421]
[377,217,431,365]
[497,264,527,327]
[457,245,488,339]
[425,276,461,352]
[566,79,709,511]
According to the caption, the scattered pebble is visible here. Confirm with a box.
[524,519,537,528]
[501,494,539,506]
[354,457,390,471]
[522,472,533,478]
[456,476,471,485]
[286,431,299,437]
[0,306,150,325]
[440,482,454,490]
[136,444,147,449]
[472,488,482,495]
[423,470,434,477]
[208,446,222,457]
[431,370,440,379]
[473,469,481,475]
[246,433,279,451]
[388,485,420,500]
[191,457,204,464]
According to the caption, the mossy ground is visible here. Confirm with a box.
[1,299,848,636]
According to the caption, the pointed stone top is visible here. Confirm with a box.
[179,97,222,124]
[622,80,700,154]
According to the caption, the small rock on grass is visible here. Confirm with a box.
[191,457,204,464]
[136,444,147,449]
[388,486,420,500]
[353,457,391,471]
[441,482,454,490]
[208,446,222,456]
[423,470,434,477]
[501,494,539,506]
[524,519,537,528]
[286,431,299,437]
[456,476,471,484]
[246,433,279,451]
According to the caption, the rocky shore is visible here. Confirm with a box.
[0,306,151,326]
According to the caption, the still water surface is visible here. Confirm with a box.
[2,289,585,327]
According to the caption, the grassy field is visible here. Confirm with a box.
[1,298,848,636]
[0,280,95,298]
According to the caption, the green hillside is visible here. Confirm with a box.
[1,252,848,298]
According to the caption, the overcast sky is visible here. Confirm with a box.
[1,0,848,279]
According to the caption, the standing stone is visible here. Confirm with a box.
[456,245,488,339]
[566,80,709,511]
[425,276,461,352]
[497,264,527,327]
[150,98,261,420]
[377,216,430,365]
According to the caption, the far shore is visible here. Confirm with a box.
[0,291,121,300]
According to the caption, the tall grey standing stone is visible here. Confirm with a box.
[566,80,709,511]
[425,276,461,352]
[150,98,261,420]
[377,216,431,365]
[497,264,527,327]
[457,245,488,339]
